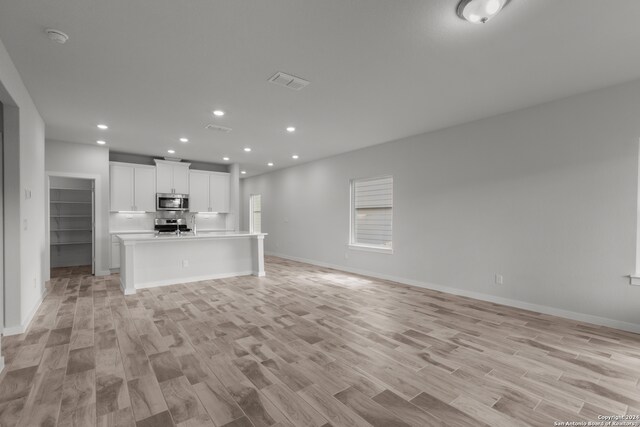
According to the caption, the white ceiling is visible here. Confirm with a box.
[1,0,640,177]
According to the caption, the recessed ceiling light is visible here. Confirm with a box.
[223,157,230,161]
[167,149,175,154]
[286,127,296,133]
[267,162,274,167]
[213,110,225,117]
[244,147,252,152]
[457,0,508,24]
[292,154,299,159]
[96,140,106,145]
[97,124,108,130]
[241,170,247,175]
[179,137,189,143]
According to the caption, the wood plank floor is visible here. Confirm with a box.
[1,257,640,426]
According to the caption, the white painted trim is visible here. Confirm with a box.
[628,275,640,286]
[0,356,4,374]
[266,252,640,334]
[3,288,47,336]
[45,171,105,279]
[348,244,393,254]
[123,270,255,294]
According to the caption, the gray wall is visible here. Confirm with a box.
[109,151,229,172]
[0,36,46,334]
[241,78,640,332]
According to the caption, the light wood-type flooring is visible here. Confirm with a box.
[1,257,640,426]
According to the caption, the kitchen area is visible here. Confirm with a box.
[43,143,269,295]
[108,157,265,294]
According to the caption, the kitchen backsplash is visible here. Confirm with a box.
[110,212,230,232]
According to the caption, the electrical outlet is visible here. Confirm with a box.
[495,274,504,285]
[182,260,189,268]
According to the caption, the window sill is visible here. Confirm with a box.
[628,275,640,286]
[348,244,393,254]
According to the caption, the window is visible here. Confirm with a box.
[250,194,261,233]
[350,176,393,252]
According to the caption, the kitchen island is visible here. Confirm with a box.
[117,231,266,294]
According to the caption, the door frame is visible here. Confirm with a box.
[45,171,103,280]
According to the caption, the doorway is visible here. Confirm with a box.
[49,176,95,277]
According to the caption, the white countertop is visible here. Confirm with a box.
[110,229,233,235]
[117,231,266,242]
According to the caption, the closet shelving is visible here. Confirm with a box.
[49,182,94,268]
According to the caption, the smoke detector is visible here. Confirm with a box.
[268,72,310,91]
[205,124,232,133]
[46,29,69,44]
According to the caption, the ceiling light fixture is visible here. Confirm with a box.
[167,149,175,154]
[267,162,274,167]
[46,29,69,44]
[213,110,225,117]
[457,0,508,24]
[286,127,296,133]
[97,124,108,130]
[244,148,252,152]
[179,137,189,143]
[96,140,106,145]
[292,154,299,159]
[241,170,247,175]
[223,157,230,161]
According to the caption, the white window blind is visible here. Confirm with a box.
[351,176,393,249]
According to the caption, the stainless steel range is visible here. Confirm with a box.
[154,218,191,235]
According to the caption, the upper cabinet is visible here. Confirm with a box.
[110,162,156,212]
[155,159,190,194]
[189,170,230,213]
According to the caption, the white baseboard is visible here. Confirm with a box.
[122,271,255,294]
[266,252,640,334]
[2,288,48,336]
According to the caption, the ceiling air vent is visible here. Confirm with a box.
[205,124,232,133]
[268,72,310,91]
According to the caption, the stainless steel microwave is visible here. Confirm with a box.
[156,193,189,211]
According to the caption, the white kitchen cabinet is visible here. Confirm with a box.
[209,173,230,213]
[134,167,156,211]
[110,162,156,212]
[111,240,120,269]
[188,170,230,213]
[110,164,135,211]
[189,171,210,213]
[155,159,190,194]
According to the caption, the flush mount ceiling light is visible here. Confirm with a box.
[241,170,247,175]
[167,149,175,154]
[46,29,69,44]
[223,157,230,161]
[213,110,225,117]
[267,162,274,167]
[97,124,108,130]
[244,147,252,152]
[179,137,189,143]
[96,140,106,145]
[286,127,296,133]
[292,154,299,159]
[457,0,509,24]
